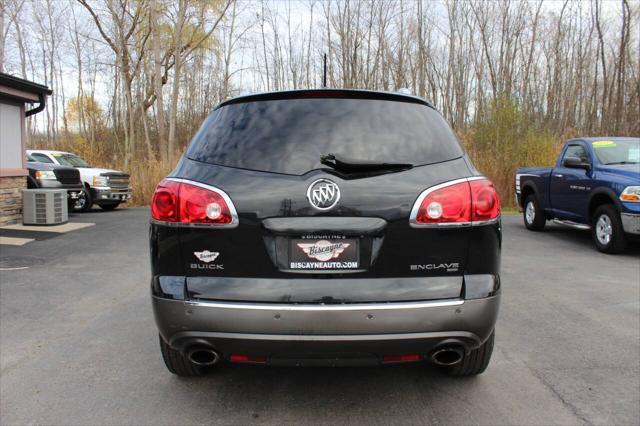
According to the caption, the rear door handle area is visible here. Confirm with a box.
[553,173,564,178]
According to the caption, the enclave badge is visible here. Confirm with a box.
[307,179,340,210]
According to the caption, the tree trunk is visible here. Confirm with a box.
[167,0,187,162]
[152,0,167,161]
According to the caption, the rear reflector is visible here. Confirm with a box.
[410,177,500,227]
[382,354,421,363]
[151,178,238,227]
[229,354,268,364]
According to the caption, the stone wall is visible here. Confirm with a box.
[0,176,26,226]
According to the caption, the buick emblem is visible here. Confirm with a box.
[307,179,340,210]
[194,250,220,263]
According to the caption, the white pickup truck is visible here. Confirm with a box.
[26,150,132,212]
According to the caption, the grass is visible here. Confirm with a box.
[500,207,520,215]
[459,97,567,209]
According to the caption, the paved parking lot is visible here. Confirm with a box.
[1,208,638,425]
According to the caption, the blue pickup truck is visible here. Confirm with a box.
[516,137,640,253]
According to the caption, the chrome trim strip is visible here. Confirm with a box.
[185,298,464,311]
[471,217,500,227]
[171,330,481,343]
[409,176,499,228]
[153,177,239,228]
[552,219,591,230]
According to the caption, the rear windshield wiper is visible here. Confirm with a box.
[320,153,413,172]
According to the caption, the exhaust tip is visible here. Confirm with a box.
[187,347,220,366]
[431,347,464,366]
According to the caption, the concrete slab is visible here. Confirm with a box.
[0,222,95,233]
[0,236,34,246]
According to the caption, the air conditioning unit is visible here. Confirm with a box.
[23,189,68,225]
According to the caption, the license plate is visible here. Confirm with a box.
[289,238,359,270]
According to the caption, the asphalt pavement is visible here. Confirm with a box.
[1,208,638,425]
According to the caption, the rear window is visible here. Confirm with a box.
[186,98,464,175]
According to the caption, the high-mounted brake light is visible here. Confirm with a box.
[151,178,238,227]
[410,177,500,227]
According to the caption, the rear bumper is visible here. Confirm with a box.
[621,213,640,235]
[153,293,500,363]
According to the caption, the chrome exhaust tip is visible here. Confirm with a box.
[430,347,464,366]
[187,347,220,366]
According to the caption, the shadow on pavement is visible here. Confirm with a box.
[543,223,640,257]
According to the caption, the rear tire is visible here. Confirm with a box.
[523,195,546,231]
[159,335,205,377]
[592,204,626,254]
[445,331,494,377]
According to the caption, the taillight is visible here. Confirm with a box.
[410,177,500,227]
[151,178,238,227]
[470,179,500,222]
[414,180,471,225]
[151,180,180,222]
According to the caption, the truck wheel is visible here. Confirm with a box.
[523,195,545,231]
[73,189,92,212]
[592,204,626,254]
[98,202,120,211]
[445,331,494,377]
[26,176,38,189]
[159,335,205,377]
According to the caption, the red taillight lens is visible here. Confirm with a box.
[151,179,236,226]
[470,179,500,222]
[415,181,471,225]
[151,180,180,222]
[412,178,500,226]
[178,182,233,224]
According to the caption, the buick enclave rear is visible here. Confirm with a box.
[150,89,501,377]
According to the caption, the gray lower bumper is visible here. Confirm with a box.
[153,294,500,358]
[93,187,132,202]
[621,213,640,235]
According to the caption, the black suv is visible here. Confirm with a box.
[150,90,501,377]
